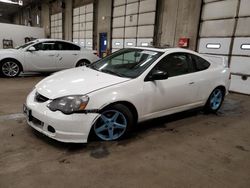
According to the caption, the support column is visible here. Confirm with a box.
[64,0,73,41]
[96,0,112,51]
[41,0,50,37]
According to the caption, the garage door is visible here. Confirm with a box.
[50,13,63,39]
[111,0,157,52]
[72,3,93,49]
[197,0,250,95]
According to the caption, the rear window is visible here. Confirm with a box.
[191,55,210,71]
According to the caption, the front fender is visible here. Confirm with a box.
[86,79,144,118]
[0,52,25,69]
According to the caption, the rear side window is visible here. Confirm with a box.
[56,42,80,51]
[191,55,210,71]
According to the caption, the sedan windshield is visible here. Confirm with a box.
[15,41,35,49]
[89,48,163,78]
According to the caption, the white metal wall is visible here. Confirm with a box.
[0,23,45,49]
[198,0,250,95]
[50,13,63,39]
[72,3,93,49]
[112,0,157,52]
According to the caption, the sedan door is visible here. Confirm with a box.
[142,53,200,118]
[54,41,81,70]
[25,42,57,71]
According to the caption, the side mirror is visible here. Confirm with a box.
[27,46,36,52]
[146,69,168,81]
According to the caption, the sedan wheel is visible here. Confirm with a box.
[93,104,133,141]
[1,60,21,77]
[76,60,90,67]
[205,88,224,113]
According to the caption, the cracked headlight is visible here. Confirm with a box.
[47,95,89,114]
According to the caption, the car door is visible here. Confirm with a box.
[142,52,200,117]
[54,41,81,70]
[25,42,57,71]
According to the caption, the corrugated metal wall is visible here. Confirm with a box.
[198,0,250,95]
[111,0,157,52]
[72,3,94,49]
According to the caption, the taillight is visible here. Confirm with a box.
[229,73,231,80]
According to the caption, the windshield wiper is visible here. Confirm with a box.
[88,64,98,70]
[100,69,126,77]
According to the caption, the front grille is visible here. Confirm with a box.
[30,115,44,129]
[35,92,49,103]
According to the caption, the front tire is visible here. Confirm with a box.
[0,59,21,77]
[93,104,134,141]
[205,87,225,113]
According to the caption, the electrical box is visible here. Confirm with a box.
[178,38,189,48]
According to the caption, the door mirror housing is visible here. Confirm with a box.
[146,70,168,81]
[27,46,36,52]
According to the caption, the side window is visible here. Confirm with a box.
[33,43,42,50]
[33,42,56,51]
[56,42,80,51]
[153,53,190,77]
[191,55,210,71]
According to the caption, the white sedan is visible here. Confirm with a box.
[0,39,99,77]
[24,47,230,143]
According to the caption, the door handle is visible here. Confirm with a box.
[72,53,78,56]
[189,82,195,85]
[48,54,55,57]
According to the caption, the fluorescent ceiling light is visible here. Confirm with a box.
[0,0,22,5]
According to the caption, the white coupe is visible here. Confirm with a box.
[0,39,99,77]
[24,47,231,143]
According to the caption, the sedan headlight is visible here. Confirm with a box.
[47,95,89,114]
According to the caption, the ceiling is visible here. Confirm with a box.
[0,0,36,18]
[0,2,20,18]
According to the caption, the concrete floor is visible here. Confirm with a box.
[0,76,250,188]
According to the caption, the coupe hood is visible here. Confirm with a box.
[36,67,130,99]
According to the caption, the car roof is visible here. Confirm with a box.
[31,38,79,45]
[29,38,83,49]
[132,46,199,54]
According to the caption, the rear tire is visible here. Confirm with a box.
[204,87,225,113]
[93,104,134,141]
[76,60,90,67]
[0,59,21,77]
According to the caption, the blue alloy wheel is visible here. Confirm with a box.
[209,88,223,110]
[94,109,128,141]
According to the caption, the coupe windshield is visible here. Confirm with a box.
[15,41,35,49]
[89,48,163,78]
